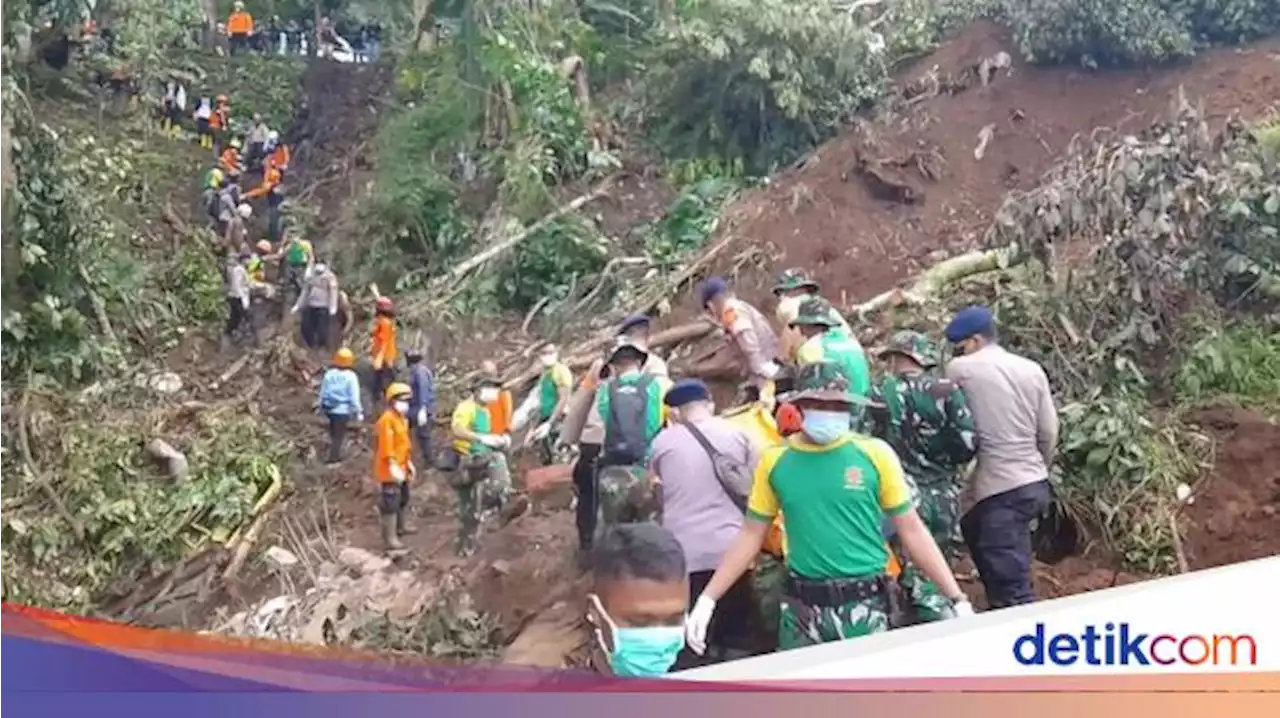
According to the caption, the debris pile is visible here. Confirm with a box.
[215,546,446,645]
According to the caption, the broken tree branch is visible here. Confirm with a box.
[433,178,616,291]
[17,387,85,542]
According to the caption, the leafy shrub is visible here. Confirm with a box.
[1002,0,1195,66]
[647,0,888,172]
[645,176,737,269]
[498,216,608,311]
[1175,320,1280,409]
[3,113,111,383]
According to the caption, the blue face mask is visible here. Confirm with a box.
[589,595,685,677]
[610,625,686,677]
[802,409,850,444]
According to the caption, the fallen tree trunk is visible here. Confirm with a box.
[850,244,1022,317]
[433,179,615,291]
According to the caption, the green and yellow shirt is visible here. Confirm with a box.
[747,434,911,580]
[451,398,492,456]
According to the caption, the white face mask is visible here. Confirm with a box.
[313,263,327,275]
[479,388,500,404]
[393,400,409,414]
[540,354,558,368]
[776,295,803,324]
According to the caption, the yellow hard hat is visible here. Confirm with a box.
[384,382,412,401]
[229,138,242,149]
[333,347,355,368]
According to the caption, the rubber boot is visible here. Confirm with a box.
[380,514,407,555]
[396,508,418,536]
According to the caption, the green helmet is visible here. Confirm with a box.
[772,268,820,295]
[879,330,939,368]
[789,296,840,328]
[783,361,864,405]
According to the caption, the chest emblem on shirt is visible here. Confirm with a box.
[844,467,864,490]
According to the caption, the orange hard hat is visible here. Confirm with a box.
[255,240,272,254]
[376,296,393,312]
[333,347,355,368]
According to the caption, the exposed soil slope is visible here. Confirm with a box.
[1184,407,1280,569]
[697,22,1280,312]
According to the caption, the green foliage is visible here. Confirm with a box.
[1001,0,1280,67]
[483,29,590,217]
[647,0,888,172]
[1,400,289,613]
[645,176,736,269]
[500,216,608,310]
[3,105,112,383]
[1054,395,1211,573]
[1174,319,1280,410]
[192,52,306,132]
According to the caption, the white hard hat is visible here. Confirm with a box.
[237,203,253,218]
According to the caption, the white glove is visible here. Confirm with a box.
[290,305,300,315]
[497,434,512,449]
[761,360,781,379]
[479,434,504,449]
[943,598,974,619]
[532,422,551,441]
[416,408,427,426]
[389,463,406,483]
[684,594,717,656]
[241,297,251,310]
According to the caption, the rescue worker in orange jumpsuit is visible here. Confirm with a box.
[374,382,416,554]
[227,2,255,55]
[371,296,399,402]
[246,160,284,242]
[219,137,244,179]
[210,95,231,152]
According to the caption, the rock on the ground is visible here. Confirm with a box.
[264,546,300,570]
[338,546,391,575]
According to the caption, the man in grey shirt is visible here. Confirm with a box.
[944,305,1057,609]
[649,379,760,668]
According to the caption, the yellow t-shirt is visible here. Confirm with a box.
[451,398,490,455]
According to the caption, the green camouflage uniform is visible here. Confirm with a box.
[454,453,513,556]
[868,331,977,622]
[774,362,893,647]
[451,386,514,557]
[593,464,662,544]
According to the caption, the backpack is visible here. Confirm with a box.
[603,375,654,464]
[683,421,750,513]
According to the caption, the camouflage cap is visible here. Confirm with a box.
[772,268,820,295]
[782,361,866,405]
[789,296,840,328]
[878,330,939,368]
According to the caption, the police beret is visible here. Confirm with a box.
[664,378,711,407]
[698,277,728,306]
[945,305,995,343]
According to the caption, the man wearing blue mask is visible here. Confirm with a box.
[586,523,689,677]
[685,362,972,652]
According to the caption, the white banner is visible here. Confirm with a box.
[676,556,1278,680]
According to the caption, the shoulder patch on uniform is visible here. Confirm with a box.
[721,307,740,327]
